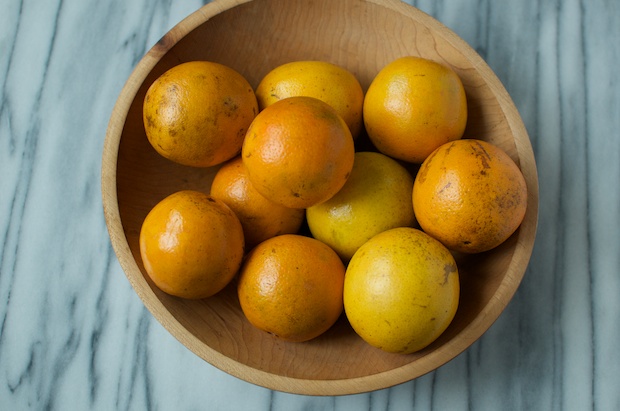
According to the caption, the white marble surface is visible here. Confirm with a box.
[1,0,619,409]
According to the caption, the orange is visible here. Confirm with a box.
[210,156,305,248]
[306,151,415,262]
[413,139,528,253]
[237,234,345,342]
[139,190,245,299]
[363,56,467,163]
[344,227,459,354]
[241,96,355,209]
[255,60,365,138]
[143,61,258,167]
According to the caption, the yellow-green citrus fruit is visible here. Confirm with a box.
[344,227,459,354]
[255,60,364,138]
[306,151,415,261]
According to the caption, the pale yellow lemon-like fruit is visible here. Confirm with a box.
[306,151,415,261]
[363,56,467,163]
[255,60,364,138]
[344,227,459,354]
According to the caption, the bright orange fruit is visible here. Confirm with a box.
[139,190,244,299]
[210,156,305,248]
[413,139,528,253]
[237,234,345,342]
[241,96,355,209]
[363,56,467,163]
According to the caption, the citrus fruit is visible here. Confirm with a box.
[413,139,528,253]
[139,190,245,299]
[237,234,346,342]
[344,227,459,354]
[255,60,365,138]
[306,151,415,261]
[241,96,355,209]
[143,60,258,167]
[363,56,467,163]
[210,156,305,248]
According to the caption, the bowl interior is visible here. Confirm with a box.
[104,0,538,395]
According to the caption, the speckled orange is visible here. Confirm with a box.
[143,61,258,167]
[413,139,527,253]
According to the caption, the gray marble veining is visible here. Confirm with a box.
[1,0,619,409]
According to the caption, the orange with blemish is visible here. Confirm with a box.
[413,139,528,253]
[143,61,258,167]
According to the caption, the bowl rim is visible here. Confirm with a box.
[101,0,539,396]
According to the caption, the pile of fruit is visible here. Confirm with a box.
[139,57,527,354]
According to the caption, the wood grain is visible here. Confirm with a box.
[102,0,538,395]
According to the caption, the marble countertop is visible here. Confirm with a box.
[2,0,619,409]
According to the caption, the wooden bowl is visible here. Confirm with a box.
[102,0,538,395]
